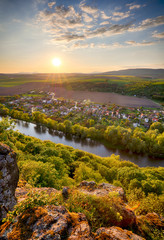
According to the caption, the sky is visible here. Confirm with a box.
[0,0,164,73]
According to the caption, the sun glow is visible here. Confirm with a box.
[52,58,61,67]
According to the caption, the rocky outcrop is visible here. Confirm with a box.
[78,181,136,228]
[0,205,93,240]
[0,205,145,240]
[95,227,145,240]
[15,187,58,203]
[0,143,19,223]
[136,213,164,239]
[79,181,125,200]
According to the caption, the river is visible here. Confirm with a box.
[11,119,163,168]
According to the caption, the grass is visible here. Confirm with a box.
[22,94,46,97]
[0,79,49,87]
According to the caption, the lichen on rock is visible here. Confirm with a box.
[0,143,19,223]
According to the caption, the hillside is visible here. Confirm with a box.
[104,68,164,79]
[0,116,163,239]
[0,139,163,240]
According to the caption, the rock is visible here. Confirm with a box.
[78,181,135,228]
[95,226,145,240]
[68,212,93,240]
[79,181,126,200]
[116,204,136,228]
[79,181,97,191]
[0,205,93,240]
[0,206,145,240]
[62,187,70,200]
[136,212,164,239]
[0,143,19,223]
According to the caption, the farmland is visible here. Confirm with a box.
[0,73,163,106]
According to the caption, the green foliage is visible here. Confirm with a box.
[74,162,104,183]
[0,117,163,223]
[136,193,164,215]
[3,191,53,222]
[54,190,123,231]
[150,122,164,133]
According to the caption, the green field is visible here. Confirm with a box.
[0,73,163,103]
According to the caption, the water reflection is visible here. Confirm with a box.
[34,125,43,134]
[22,122,29,128]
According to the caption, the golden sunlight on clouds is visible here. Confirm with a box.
[52,58,61,67]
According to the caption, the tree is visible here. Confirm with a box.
[150,122,164,133]
[64,120,72,133]
[32,111,46,124]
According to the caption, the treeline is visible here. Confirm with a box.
[0,104,164,158]
[0,117,164,216]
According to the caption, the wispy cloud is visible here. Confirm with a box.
[87,23,132,38]
[70,42,95,49]
[83,13,93,23]
[111,11,131,21]
[126,40,156,46]
[100,21,110,26]
[48,2,56,9]
[37,1,164,47]
[130,15,164,31]
[79,2,98,15]
[13,18,22,23]
[97,42,124,49]
[126,3,142,10]
[101,11,110,20]
[152,31,164,39]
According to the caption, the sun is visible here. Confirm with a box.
[52,58,61,67]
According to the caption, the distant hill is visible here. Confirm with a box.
[103,68,164,79]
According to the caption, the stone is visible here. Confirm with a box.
[136,212,164,239]
[62,187,70,200]
[79,181,97,190]
[78,181,135,228]
[78,181,126,200]
[0,205,93,240]
[0,143,19,223]
[0,205,145,240]
[95,226,145,240]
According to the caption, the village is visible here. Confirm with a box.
[4,90,164,130]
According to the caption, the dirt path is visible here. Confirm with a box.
[0,82,161,108]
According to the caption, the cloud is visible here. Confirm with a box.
[37,1,164,46]
[88,23,132,38]
[12,18,22,23]
[112,11,131,21]
[152,31,164,39]
[83,13,93,23]
[48,2,56,9]
[126,40,156,46]
[71,42,95,49]
[101,11,110,20]
[127,3,141,10]
[38,5,83,29]
[140,15,164,28]
[97,42,124,49]
[79,1,99,18]
[100,21,110,26]
[55,33,85,42]
[130,15,164,31]
[79,3,98,15]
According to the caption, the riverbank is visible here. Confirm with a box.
[7,118,164,167]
